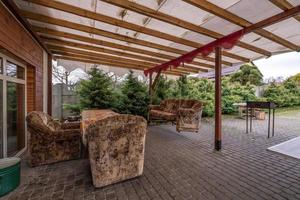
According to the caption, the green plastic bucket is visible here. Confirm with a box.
[0,157,21,197]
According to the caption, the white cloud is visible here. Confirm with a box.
[254,52,300,80]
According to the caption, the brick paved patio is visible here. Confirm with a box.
[3,112,300,200]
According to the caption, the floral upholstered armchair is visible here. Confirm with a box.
[176,100,203,132]
[149,99,203,132]
[86,114,147,188]
[26,111,81,167]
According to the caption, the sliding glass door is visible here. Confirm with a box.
[0,54,26,158]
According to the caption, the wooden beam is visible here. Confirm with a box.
[42,36,208,72]
[53,55,184,76]
[22,11,234,65]
[23,0,250,62]
[48,45,199,74]
[101,0,271,57]
[214,46,222,151]
[148,72,153,108]
[21,12,238,65]
[183,0,300,51]
[244,5,300,34]
[269,0,300,22]
[149,69,162,106]
[151,70,162,92]
[51,50,191,75]
[34,27,220,68]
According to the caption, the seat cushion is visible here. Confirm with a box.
[149,110,176,121]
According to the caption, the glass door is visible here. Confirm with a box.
[7,82,25,156]
[0,53,26,158]
[0,79,3,158]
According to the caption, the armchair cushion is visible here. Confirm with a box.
[61,122,81,130]
[149,110,176,121]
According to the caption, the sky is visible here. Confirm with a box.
[253,52,300,80]
[53,51,299,84]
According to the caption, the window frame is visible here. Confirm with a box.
[0,52,27,158]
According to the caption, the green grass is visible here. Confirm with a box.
[275,106,300,113]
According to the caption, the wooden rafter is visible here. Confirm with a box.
[53,55,185,76]
[244,5,300,33]
[42,36,208,72]
[101,0,271,57]
[34,27,220,68]
[50,48,194,74]
[145,5,300,76]
[23,0,250,62]
[22,11,236,66]
[269,0,300,22]
[183,0,300,51]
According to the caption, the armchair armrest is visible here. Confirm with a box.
[54,129,81,141]
[149,104,161,110]
[61,122,81,130]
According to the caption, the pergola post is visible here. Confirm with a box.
[149,73,153,104]
[47,53,53,116]
[214,46,222,151]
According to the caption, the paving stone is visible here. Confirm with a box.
[2,114,300,200]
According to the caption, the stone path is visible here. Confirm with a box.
[2,111,300,200]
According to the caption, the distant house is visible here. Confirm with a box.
[190,65,242,80]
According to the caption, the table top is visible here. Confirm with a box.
[233,103,246,107]
[246,101,276,109]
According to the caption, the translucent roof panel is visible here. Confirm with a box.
[14,0,300,76]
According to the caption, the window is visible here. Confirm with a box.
[7,82,25,156]
[6,61,25,79]
[0,53,26,158]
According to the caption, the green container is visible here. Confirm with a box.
[0,157,21,197]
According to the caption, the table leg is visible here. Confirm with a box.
[250,108,253,132]
[272,108,275,137]
[268,107,271,138]
[246,106,248,133]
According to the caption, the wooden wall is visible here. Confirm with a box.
[0,3,44,111]
[26,66,36,113]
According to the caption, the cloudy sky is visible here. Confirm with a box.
[253,52,300,80]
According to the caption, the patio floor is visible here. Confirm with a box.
[3,111,300,200]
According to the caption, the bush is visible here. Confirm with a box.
[115,71,149,118]
[230,63,263,86]
[263,78,300,107]
[76,68,115,109]
[157,76,257,117]
[152,75,174,105]
[63,104,81,115]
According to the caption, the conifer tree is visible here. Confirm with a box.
[117,71,149,118]
[76,67,114,109]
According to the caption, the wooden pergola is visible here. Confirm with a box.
[7,0,300,150]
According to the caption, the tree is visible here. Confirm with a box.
[263,77,300,107]
[152,75,174,104]
[230,63,263,86]
[116,71,149,118]
[76,67,114,109]
[288,73,300,87]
